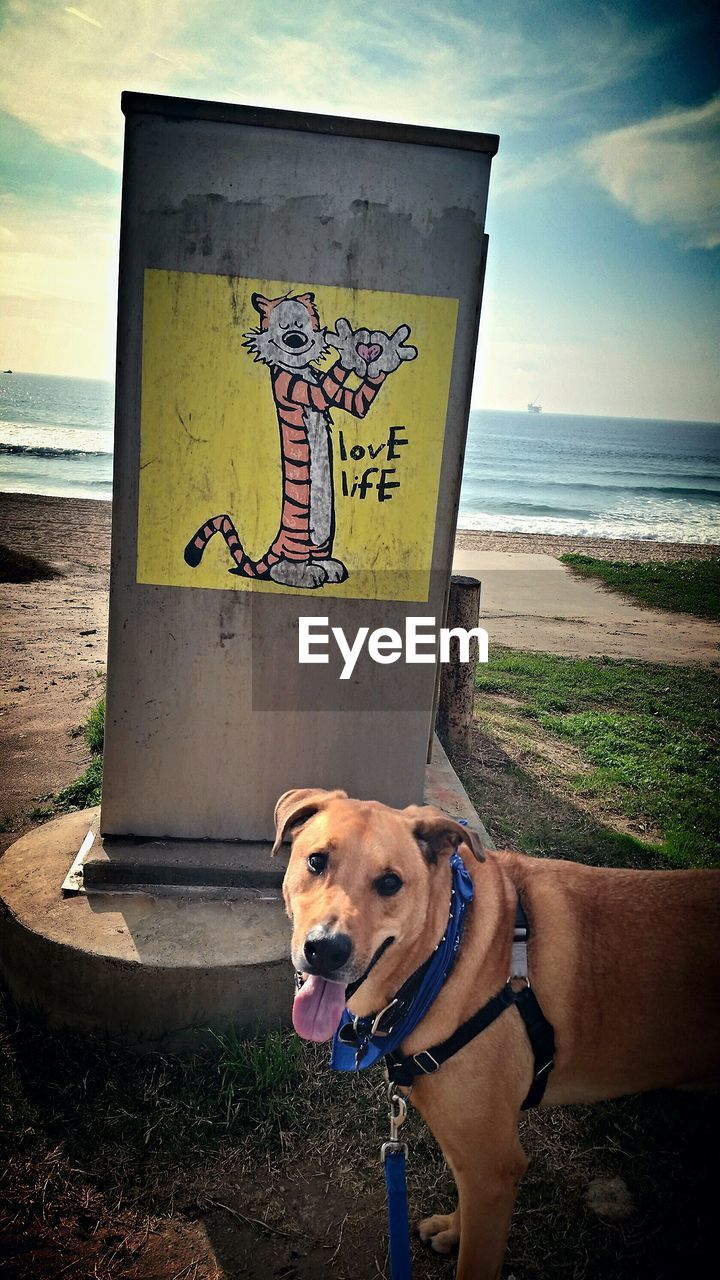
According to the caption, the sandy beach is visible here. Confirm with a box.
[454,528,720,561]
[1,491,719,848]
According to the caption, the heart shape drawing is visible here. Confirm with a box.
[357,342,382,362]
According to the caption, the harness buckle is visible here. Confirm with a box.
[337,1023,356,1046]
[509,973,531,991]
[411,1049,440,1074]
[381,1140,408,1164]
[371,998,399,1036]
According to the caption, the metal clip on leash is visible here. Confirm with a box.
[381,1081,413,1279]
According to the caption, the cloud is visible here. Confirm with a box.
[492,149,578,196]
[0,0,675,178]
[582,95,720,249]
[64,7,103,28]
[209,2,670,137]
[0,0,205,171]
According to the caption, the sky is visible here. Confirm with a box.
[0,0,718,420]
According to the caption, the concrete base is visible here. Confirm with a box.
[0,806,291,1050]
[0,738,490,1048]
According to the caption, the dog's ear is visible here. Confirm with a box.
[271,788,348,856]
[403,805,485,864]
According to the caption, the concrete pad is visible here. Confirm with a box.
[0,739,489,1048]
[452,549,720,666]
[0,807,291,1050]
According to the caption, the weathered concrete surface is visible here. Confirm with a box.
[103,97,495,842]
[0,740,489,1046]
[453,549,720,665]
[425,735,494,849]
[0,807,291,1049]
[80,820,288,891]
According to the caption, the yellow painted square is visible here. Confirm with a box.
[137,270,458,601]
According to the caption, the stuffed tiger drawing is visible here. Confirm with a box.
[182,290,417,589]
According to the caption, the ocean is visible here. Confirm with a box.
[1,372,719,543]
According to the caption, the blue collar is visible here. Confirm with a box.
[330,851,475,1073]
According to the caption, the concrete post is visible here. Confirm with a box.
[437,575,482,758]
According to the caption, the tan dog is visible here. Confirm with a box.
[273,787,720,1280]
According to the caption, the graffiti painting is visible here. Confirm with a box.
[137,271,458,602]
[183,291,417,589]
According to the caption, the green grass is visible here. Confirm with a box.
[0,999,307,1174]
[38,697,105,817]
[560,554,720,619]
[84,695,105,754]
[213,1028,304,1127]
[52,756,103,811]
[477,648,719,728]
[27,805,52,822]
[476,649,719,867]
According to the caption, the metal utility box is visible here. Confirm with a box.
[102,92,498,840]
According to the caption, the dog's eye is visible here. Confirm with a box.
[374,873,403,897]
[307,852,328,875]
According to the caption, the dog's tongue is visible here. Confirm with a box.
[292,975,347,1042]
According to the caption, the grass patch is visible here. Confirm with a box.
[477,648,719,728]
[541,709,717,865]
[213,1028,304,1128]
[26,805,52,822]
[561,554,720,619]
[84,695,105,753]
[474,649,719,868]
[0,542,61,583]
[34,697,105,818]
[52,755,103,811]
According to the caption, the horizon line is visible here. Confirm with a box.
[2,370,719,427]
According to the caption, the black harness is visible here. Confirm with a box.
[341,897,556,1108]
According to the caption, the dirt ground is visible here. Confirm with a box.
[0,493,109,850]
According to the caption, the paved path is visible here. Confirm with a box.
[452,550,720,666]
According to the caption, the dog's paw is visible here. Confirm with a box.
[417,1211,460,1255]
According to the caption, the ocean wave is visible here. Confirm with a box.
[475,480,720,502]
[0,422,113,459]
[0,442,113,459]
[458,510,720,543]
[0,477,112,501]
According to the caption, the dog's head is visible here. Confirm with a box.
[273,788,484,1042]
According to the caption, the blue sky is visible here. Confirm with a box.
[0,0,718,419]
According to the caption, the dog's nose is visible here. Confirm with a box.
[304,928,352,975]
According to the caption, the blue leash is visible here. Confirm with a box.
[384,1147,412,1279]
[382,1086,413,1279]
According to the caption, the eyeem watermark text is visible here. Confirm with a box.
[299,616,489,680]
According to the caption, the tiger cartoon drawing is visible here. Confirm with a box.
[182,290,418,589]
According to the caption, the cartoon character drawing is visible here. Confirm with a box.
[182,291,417,588]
